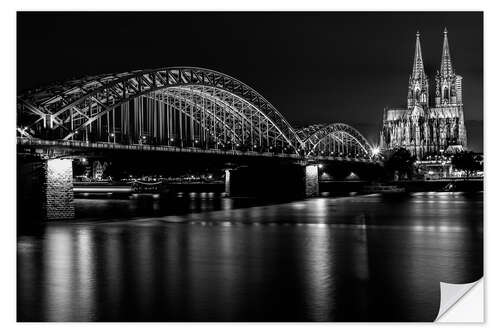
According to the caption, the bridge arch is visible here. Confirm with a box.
[299,123,373,158]
[17,67,302,154]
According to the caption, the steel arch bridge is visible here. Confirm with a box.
[17,67,374,160]
[17,67,302,154]
[298,123,373,159]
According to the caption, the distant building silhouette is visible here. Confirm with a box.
[380,29,467,159]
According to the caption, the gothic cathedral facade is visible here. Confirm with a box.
[380,29,467,160]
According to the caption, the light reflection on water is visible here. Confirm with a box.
[17,193,483,321]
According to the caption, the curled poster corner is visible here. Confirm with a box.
[435,278,483,322]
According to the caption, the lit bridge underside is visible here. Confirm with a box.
[17,67,374,162]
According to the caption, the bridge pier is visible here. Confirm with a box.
[224,169,232,196]
[18,156,75,221]
[305,164,320,197]
[42,158,75,220]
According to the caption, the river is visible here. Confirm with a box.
[17,192,483,321]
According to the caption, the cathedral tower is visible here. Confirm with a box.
[381,29,468,160]
[435,28,463,106]
[407,31,429,108]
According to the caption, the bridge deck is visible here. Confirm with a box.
[17,138,376,163]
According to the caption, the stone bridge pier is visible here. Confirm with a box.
[18,156,75,221]
[304,164,320,197]
[224,162,320,199]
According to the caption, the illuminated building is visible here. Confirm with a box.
[380,29,467,160]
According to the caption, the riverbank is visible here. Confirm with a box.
[72,178,483,199]
[392,178,483,192]
[319,178,482,196]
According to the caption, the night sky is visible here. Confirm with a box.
[17,12,483,151]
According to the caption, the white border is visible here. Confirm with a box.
[2,1,497,331]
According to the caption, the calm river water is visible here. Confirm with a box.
[17,192,483,321]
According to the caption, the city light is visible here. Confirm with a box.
[371,147,380,156]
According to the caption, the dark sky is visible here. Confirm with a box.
[17,12,483,151]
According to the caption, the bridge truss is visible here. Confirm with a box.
[17,67,374,160]
[17,67,302,155]
[298,123,373,159]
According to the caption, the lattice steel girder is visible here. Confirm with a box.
[169,86,288,142]
[300,123,372,157]
[145,91,245,144]
[18,67,302,153]
[158,88,287,149]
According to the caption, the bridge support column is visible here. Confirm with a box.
[41,158,75,220]
[304,164,319,197]
[224,169,232,197]
[18,156,75,221]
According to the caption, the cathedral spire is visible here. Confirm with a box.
[412,31,426,79]
[407,31,429,108]
[440,27,454,76]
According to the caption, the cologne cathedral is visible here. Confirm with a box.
[380,29,467,160]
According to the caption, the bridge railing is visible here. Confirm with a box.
[17,137,302,159]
